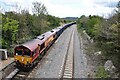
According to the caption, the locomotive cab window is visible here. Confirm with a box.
[23,49,31,56]
[15,48,30,56]
[15,49,22,55]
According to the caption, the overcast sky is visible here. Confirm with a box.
[0,0,119,18]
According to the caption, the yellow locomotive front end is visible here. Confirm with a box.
[14,55,32,65]
[14,46,32,69]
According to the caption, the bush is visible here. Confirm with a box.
[96,66,110,78]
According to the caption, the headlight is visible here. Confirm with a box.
[22,58,24,62]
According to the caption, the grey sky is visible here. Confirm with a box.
[0,0,119,18]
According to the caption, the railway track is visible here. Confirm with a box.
[0,61,15,71]
[62,28,74,79]
[12,70,29,80]
[5,57,45,79]
[5,66,33,80]
[0,61,15,79]
[5,53,49,80]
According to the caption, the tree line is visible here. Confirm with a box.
[77,1,120,76]
[0,2,63,54]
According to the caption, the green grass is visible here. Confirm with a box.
[96,66,110,78]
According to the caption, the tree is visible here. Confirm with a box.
[2,17,18,48]
[95,1,120,74]
[32,2,48,35]
[46,15,60,28]
[17,10,33,42]
[77,15,102,38]
[77,15,88,29]
[32,2,47,16]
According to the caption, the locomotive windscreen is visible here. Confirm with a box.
[15,49,22,55]
[15,48,31,56]
[23,49,31,56]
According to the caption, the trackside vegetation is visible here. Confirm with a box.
[77,1,120,77]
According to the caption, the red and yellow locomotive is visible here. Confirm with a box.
[14,22,76,69]
[14,30,57,68]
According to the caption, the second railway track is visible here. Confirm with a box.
[62,28,74,79]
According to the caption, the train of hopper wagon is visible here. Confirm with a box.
[14,22,76,70]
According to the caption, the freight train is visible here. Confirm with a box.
[14,22,76,69]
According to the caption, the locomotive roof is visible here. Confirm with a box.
[52,28,60,32]
[20,39,40,51]
[37,30,56,41]
[16,27,60,51]
[57,26,63,29]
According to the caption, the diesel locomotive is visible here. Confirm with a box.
[14,22,76,69]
